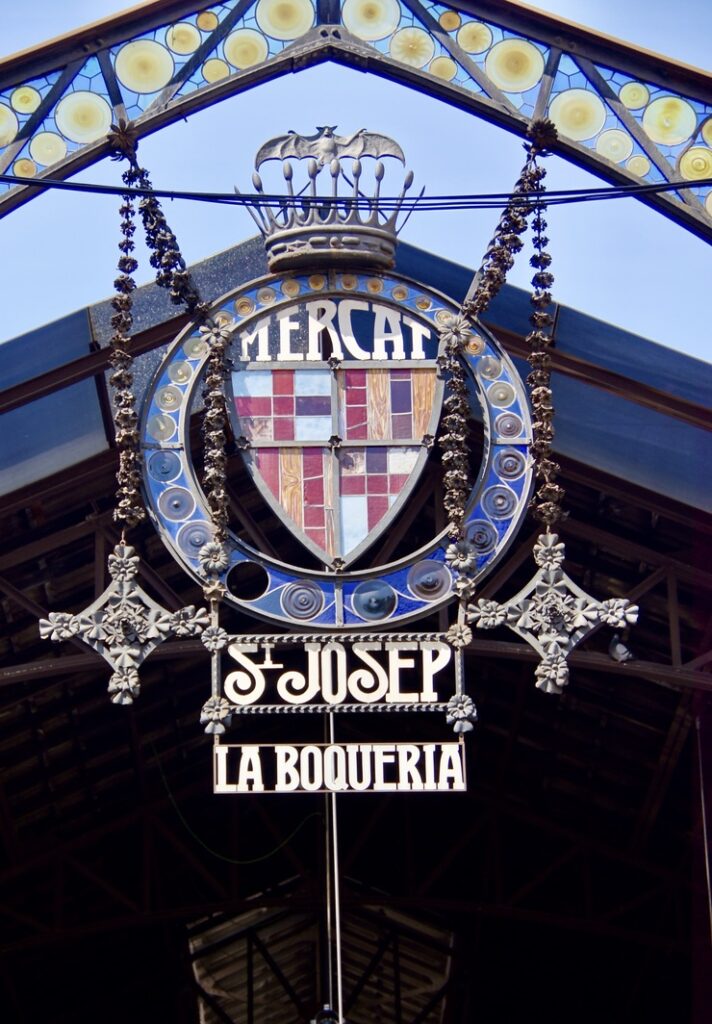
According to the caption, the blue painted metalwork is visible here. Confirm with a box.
[0,0,710,234]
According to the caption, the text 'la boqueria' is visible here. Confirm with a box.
[214,742,466,794]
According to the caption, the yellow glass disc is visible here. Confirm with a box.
[168,361,192,384]
[224,29,269,69]
[183,336,209,358]
[457,21,492,55]
[439,11,460,32]
[156,385,183,412]
[619,81,649,110]
[147,414,176,442]
[0,103,19,146]
[29,131,67,166]
[642,96,696,146]
[11,86,41,113]
[466,336,484,355]
[367,278,384,293]
[166,23,201,54]
[214,310,234,326]
[308,274,326,290]
[679,145,712,181]
[197,11,219,31]
[392,285,408,300]
[342,0,400,42]
[115,40,174,93]
[549,88,606,142]
[485,38,543,92]
[341,274,358,290]
[256,0,314,41]
[702,119,712,147]
[626,154,651,177]
[282,279,300,296]
[428,56,456,81]
[429,55,457,81]
[236,297,255,316]
[390,27,435,69]
[13,157,36,177]
[478,355,501,380]
[595,128,633,163]
[55,91,112,143]
[202,58,230,82]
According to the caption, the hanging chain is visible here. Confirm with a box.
[107,122,231,595]
[108,166,144,531]
[438,120,558,624]
[526,199,565,527]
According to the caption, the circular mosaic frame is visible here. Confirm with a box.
[140,269,533,628]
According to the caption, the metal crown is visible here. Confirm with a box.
[241,127,416,272]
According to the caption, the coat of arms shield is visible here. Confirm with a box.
[229,359,442,566]
[229,358,440,569]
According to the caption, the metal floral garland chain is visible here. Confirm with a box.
[39,123,231,711]
[439,119,638,696]
[110,126,236,727]
[109,175,144,530]
[525,198,564,528]
[438,122,552,610]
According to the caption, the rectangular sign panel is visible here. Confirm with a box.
[214,740,467,795]
[222,637,456,713]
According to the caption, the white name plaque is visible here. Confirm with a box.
[214,741,466,794]
[223,639,454,711]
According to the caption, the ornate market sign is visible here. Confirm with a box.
[39,124,638,794]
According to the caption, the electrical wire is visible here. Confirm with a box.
[151,740,322,865]
[1,171,710,213]
[695,714,712,946]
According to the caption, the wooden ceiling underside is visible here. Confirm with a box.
[0,398,710,1022]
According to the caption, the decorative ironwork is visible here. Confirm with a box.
[106,125,144,531]
[39,543,208,704]
[200,695,234,734]
[445,693,478,734]
[438,120,553,618]
[525,170,566,527]
[243,126,416,270]
[1,1,709,236]
[255,126,405,167]
[39,127,223,709]
[141,265,533,627]
[225,702,451,715]
[467,533,639,694]
[109,128,232,600]
[436,118,639,695]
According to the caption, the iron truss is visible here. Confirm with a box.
[0,0,710,236]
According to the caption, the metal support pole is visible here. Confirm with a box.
[330,712,344,1023]
[322,711,344,1023]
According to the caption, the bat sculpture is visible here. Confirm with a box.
[255,126,406,168]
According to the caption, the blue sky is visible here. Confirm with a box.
[1,0,710,360]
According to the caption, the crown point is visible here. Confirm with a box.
[252,170,262,191]
[404,169,414,189]
[247,128,411,271]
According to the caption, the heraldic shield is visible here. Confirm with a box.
[228,359,443,567]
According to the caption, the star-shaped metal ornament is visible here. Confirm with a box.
[467,533,638,694]
[39,543,209,704]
